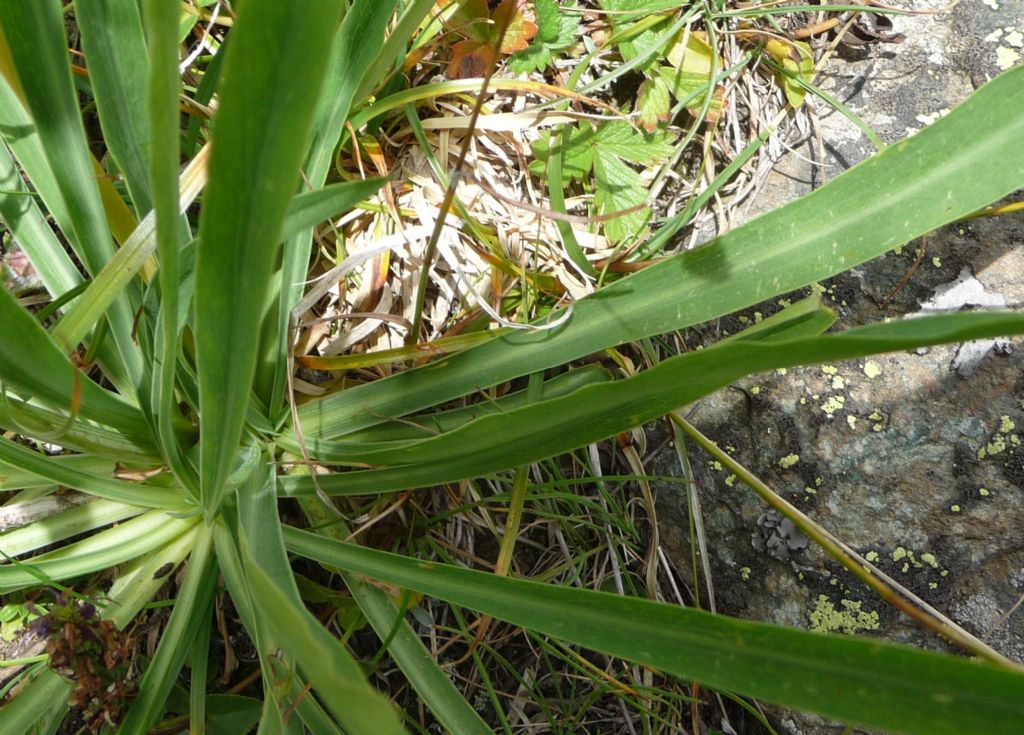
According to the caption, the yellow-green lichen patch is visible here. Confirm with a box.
[822,365,839,375]
[932,256,942,268]
[740,567,751,581]
[708,460,723,472]
[863,360,881,379]
[725,474,737,487]
[821,395,845,416]
[951,504,961,513]
[920,552,938,568]
[980,434,1008,459]
[846,415,857,430]
[999,416,1015,433]
[892,547,907,562]
[865,550,879,563]
[804,486,817,495]
[799,396,807,405]
[776,367,788,375]
[979,487,991,497]
[809,595,880,634]
[779,454,800,469]
[751,386,760,395]
[832,375,845,390]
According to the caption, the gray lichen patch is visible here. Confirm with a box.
[752,511,810,564]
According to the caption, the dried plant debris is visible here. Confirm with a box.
[31,593,135,733]
[297,0,917,370]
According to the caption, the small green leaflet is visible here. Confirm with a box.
[532,121,673,242]
[508,0,579,74]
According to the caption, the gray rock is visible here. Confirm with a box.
[654,3,1024,733]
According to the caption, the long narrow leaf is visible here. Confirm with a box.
[0,1,143,388]
[118,526,217,735]
[280,311,1024,494]
[142,0,197,496]
[0,511,197,593]
[193,0,346,515]
[0,285,153,442]
[74,0,152,215]
[284,526,1024,735]
[255,0,400,413]
[245,561,407,735]
[298,64,1024,440]
[0,143,82,299]
[299,496,492,735]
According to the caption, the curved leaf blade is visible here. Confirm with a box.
[284,526,1024,735]
[281,311,1024,494]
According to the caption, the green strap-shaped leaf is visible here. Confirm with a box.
[299,495,493,735]
[298,64,1024,441]
[0,143,82,299]
[284,526,1024,735]
[0,510,197,593]
[0,284,153,443]
[255,0,400,414]
[193,0,346,515]
[118,525,217,735]
[246,562,408,735]
[280,311,1024,494]
[0,0,143,389]
[142,0,197,496]
[74,0,153,216]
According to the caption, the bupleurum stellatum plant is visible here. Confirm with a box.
[0,2,1023,734]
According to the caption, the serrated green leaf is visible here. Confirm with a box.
[637,75,671,131]
[593,150,650,242]
[507,0,577,73]
[529,124,595,182]
[594,121,673,164]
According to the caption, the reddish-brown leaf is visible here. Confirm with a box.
[492,0,538,53]
[447,38,499,78]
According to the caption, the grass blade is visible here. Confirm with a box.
[193,0,346,514]
[284,526,1024,735]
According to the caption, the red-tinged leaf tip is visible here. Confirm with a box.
[493,0,538,53]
